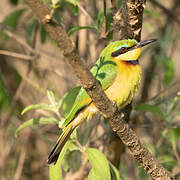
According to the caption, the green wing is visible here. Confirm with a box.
[90,56,117,89]
[62,86,90,126]
[62,43,118,126]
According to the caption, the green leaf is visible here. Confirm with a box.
[89,163,120,180]
[160,155,177,171]
[167,126,180,149]
[53,11,61,25]
[67,150,81,171]
[47,90,56,105]
[68,3,79,16]
[175,111,180,117]
[49,140,71,180]
[96,8,113,31]
[86,148,111,180]
[22,91,62,118]
[40,25,47,44]
[0,29,9,40]
[119,159,128,180]
[3,9,25,29]
[0,77,11,110]
[143,22,157,34]
[173,33,180,41]
[135,104,164,118]
[21,103,53,115]
[21,91,62,117]
[144,9,160,19]
[55,139,79,172]
[15,117,58,137]
[26,19,38,46]
[114,0,122,9]
[77,120,91,146]
[163,58,174,85]
[164,96,178,118]
[50,160,62,180]
[52,0,60,5]
[106,30,114,41]
[9,0,19,5]
[0,9,25,40]
[66,0,79,6]
[68,25,97,36]
[43,0,51,4]
[47,90,64,117]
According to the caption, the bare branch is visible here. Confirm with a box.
[0,23,37,54]
[0,23,62,60]
[0,50,37,61]
[101,0,107,38]
[14,131,31,180]
[78,4,93,23]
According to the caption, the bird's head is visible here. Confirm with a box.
[110,39,157,62]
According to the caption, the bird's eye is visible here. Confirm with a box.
[111,46,128,57]
[120,47,127,52]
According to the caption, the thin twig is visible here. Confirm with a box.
[14,131,30,180]
[78,4,93,23]
[150,0,180,25]
[14,145,27,180]
[22,75,46,94]
[111,0,116,10]
[12,20,39,180]
[0,23,36,54]
[101,0,107,38]
[147,79,180,105]
[0,50,37,61]
[75,140,86,153]
[1,16,39,127]
[0,23,68,62]
[173,147,180,163]
[0,23,58,60]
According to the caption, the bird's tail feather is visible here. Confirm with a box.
[47,121,74,164]
[47,104,96,164]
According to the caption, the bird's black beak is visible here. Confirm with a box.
[111,39,157,57]
[135,39,157,48]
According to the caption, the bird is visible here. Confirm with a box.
[47,38,157,164]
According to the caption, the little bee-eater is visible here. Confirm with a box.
[47,38,157,164]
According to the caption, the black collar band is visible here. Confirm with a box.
[124,60,139,65]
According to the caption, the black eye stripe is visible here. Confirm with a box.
[111,49,123,57]
[125,60,139,65]
[111,45,136,57]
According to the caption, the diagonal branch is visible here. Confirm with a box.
[25,0,174,179]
